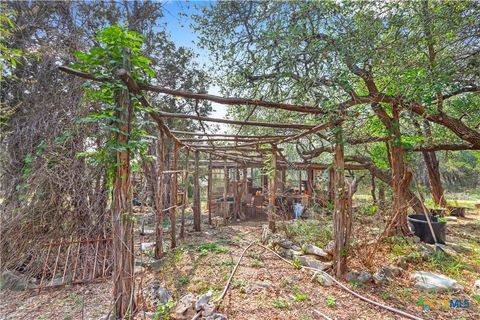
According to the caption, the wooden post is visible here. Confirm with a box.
[333,125,347,277]
[306,168,314,205]
[112,52,135,318]
[207,154,213,225]
[268,146,277,232]
[233,168,241,221]
[282,168,286,192]
[328,167,335,203]
[155,130,165,258]
[298,170,302,192]
[170,142,179,248]
[180,148,189,238]
[223,161,228,225]
[193,150,201,232]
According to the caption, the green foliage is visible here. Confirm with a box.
[272,298,290,309]
[291,256,302,270]
[387,236,416,257]
[428,252,464,278]
[72,25,154,185]
[292,289,309,302]
[325,296,337,308]
[153,301,174,320]
[286,220,333,249]
[198,242,230,255]
[175,275,191,286]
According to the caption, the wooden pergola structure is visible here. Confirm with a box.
[58,65,377,317]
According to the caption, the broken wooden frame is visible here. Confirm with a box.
[37,237,113,292]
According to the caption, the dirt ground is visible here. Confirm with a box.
[1,207,479,320]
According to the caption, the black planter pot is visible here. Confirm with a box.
[450,207,466,217]
[408,214,446,244]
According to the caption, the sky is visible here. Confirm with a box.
[160,1,228,128]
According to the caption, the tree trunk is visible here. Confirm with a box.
[370,174,377,205]
[193,150,201,232]
[112,52,135,319]
[155,130,165,259]
[423,150,447,207]
[333,126,347,277]
[170,142,179,248]
[268,146,277,232]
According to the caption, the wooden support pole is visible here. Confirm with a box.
[180,148,190,238]
[298,170,302,192]
[333,124,347,277]
[328,167,335,203]
[282,168,287,192]
[170,142,179,248]
[233,168,241,221]
[207,154,213,225]
[155,130,165,258]
[193,150,201,232]
[223,162,229,225]
[268,146,278,232]
[307,168,314,205]
[112,53,135,318]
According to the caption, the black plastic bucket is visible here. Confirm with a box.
[407,214,446,244]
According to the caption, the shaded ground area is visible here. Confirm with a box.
[1,206,479,320]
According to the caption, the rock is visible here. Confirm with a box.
[302,244,329,258]
[297,256,331,270]
[206,313,227,320]
[370,227,381,234]
[140,228,155,236]
[345,271,360,282]
[313,272,333,287]
[151,281,172,304]
[373,271,386,284]
[446,216,458,221]
[276,239,293,249]
[373,266,402,284]
[143,257,167,271]
[202,303,215,317]
[413,236,421,243]
[277,247,294,259]
[195,290,213,311]
[0,271,32,291]
[357,271,372,283]
[395,256,408,269]
[324,241,335,256]
[141,242,155,252]
[291,245,302,252]
[412,271,463,292]
[175,294,196,319]
[473,279,480,294]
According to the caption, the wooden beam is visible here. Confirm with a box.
[172,130,294,139]
[155,111,317,130]
[179,137,279,143]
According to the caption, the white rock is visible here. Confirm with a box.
[411,271,463,292]
[302,244,329,258]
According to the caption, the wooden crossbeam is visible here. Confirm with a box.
[171,130,290,139]
[156,111,316,130]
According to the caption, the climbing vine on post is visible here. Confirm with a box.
[72,25,154,319]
